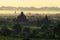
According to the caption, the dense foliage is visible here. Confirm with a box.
[0,12,59,40]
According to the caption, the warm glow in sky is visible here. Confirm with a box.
[0,0,60,8]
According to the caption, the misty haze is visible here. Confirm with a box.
[0,0,60,40]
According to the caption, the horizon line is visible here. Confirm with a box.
[0,6,60,8]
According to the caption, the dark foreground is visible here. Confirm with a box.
[0,12,60,40]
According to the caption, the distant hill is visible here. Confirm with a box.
[0,6,60,11]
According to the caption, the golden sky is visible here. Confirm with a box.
[0,0,60,8]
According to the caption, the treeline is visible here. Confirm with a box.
[0,12,59,40]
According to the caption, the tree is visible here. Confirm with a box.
[53,22,60,38]
[23,27,30,39]
[12,24,22,36]
[23,38,30,40]
[1,26,12,36]
[23,27,30,33]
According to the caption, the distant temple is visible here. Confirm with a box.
[16,11,28,22]
[42,15,51,24]
[44,15,49,21]
[37,15,51,25]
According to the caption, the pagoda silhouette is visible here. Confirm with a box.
[16,11,28,22]
[39,15,51,25]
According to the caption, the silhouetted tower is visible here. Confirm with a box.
[44,15,49,23]
[41,15,51,25]
[44,15,48,21]
[16,11,28,22]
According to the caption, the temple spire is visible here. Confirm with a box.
[16,11,28,22]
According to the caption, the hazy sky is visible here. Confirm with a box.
[0,0,60,8]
